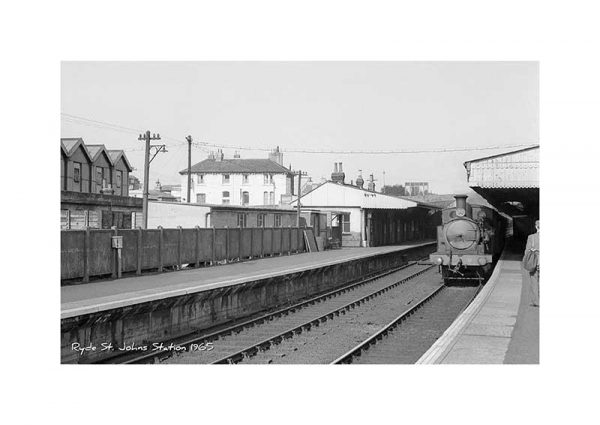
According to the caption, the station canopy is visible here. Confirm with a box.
[464,145,539,218]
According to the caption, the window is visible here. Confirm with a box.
[196,193,206,204]
[222,191,230,204]
[73,162,82,191]
[116,171,122,188]
[96,166,104,187]
[242,174,249,184]
[73,162,81,183]
[242,191,250,205]
[257,213,265,227]
[263,191,269,205]
[237,213,247,228]
[274,214,282,227]
[197,174,204,184]
[342,213,351,233]
[264,173,269,184]
[269,191,275,205]
[222,174,230,184]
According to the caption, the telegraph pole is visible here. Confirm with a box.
[296,170,302,227]
[186,135,193,203]
[138,130,163,229]
[295,170,307,227]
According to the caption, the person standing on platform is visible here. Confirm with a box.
[524,220,540,307]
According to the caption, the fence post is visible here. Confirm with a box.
[83,227,90,283]
[260,227,264,258]
[158,226,164,272]
[239,226,243,261]
[195,226,200,267]
[178,226,183,269]
[249,226,254,259]
[270,228,274,257]
[288,225,292,255]
[111,227,118,279]
[211,227,216,265]
[137,227,142,275]
[225,226,229,264]
[280,226,284,256]
[297,226,301,253]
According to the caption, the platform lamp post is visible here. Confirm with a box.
[138,130,165,229]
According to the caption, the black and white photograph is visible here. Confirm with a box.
[5,2,600,424]
[60,61,539,365]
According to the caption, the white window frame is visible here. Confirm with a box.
[274,214,282,227]
[237,213,247,228]
[342,213,351,234]
[222,191,230,204]
[222,174,230,184]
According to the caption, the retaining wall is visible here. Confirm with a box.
[61,242,435,363]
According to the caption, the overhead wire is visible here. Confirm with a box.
[62,112,538,155]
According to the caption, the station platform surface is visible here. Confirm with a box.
[61,241,434,320]
[417,240,539,364]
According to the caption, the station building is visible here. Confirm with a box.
[464,145,539,238]
[61,138,141,230]
[290,164,441,247]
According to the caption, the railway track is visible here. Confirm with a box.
[163,262,435,364]
[104,260,432,364]
[333,285,481,364]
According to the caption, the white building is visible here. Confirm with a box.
[179,147,295,206]
[290,166,438,247]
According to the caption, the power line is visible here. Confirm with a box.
[62,112,537,155]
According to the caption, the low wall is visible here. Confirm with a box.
[61,243,435,363]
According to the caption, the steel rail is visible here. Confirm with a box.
[110,260,428,364]
[212,265,436,364]
[331,284,445,364]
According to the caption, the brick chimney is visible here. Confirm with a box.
[356,170,364,189]
[331,162,345,184]
[216,149,224,162]
[269,146,283,165]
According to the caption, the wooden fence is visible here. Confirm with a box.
[61,226,310,283]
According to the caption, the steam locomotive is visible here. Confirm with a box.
[429,195,506,284]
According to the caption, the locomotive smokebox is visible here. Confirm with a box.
[454,194,470,218]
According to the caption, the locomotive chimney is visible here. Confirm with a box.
[454,194,469,216]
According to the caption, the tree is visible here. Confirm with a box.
[382,184,406,196]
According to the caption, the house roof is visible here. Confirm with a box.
[108,150,133,172]
[60,138,93,162]
[86,144,114,164]
[61,138,134,171]
[179,158,291,175]
[292,181,441,210]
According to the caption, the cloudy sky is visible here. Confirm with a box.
[61,62,538,193]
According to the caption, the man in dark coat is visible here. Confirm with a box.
[524,220,540,307]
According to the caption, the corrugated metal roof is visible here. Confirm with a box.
[179,159,291,175]
[465,145,539,189]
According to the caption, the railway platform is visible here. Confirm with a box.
[62,240,435,363]
[417,239,539,364]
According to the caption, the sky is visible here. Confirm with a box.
[61,62,538,193]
